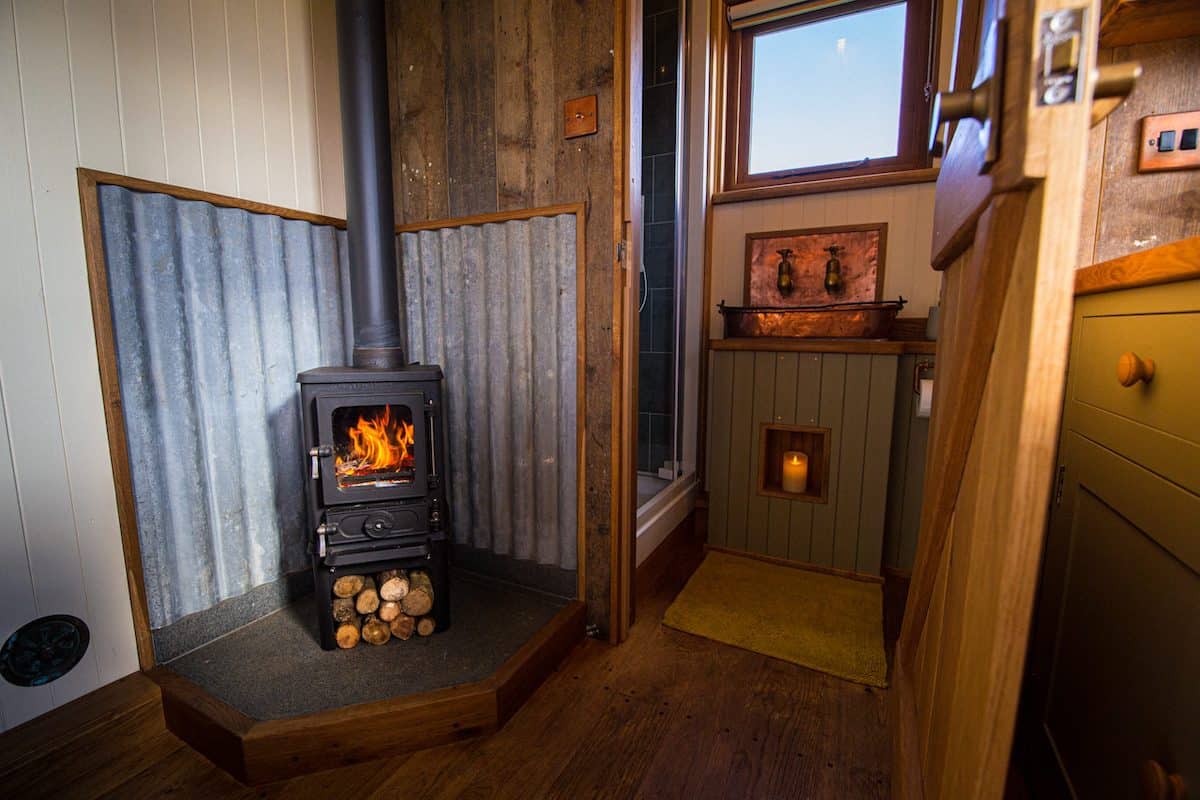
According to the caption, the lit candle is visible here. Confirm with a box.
[782,450,808,494]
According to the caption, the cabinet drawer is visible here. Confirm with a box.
[1069,283,1200,494]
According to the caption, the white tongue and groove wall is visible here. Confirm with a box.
[0,0,344,731]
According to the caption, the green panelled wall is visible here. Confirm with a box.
[706,350,900,575]
[883,354,934,571]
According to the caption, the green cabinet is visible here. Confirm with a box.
[1024,281,1200,797]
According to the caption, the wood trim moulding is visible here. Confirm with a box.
[77,168,348,228]
[1075,236,1200,296]
[149,600,586,785]
[704,544,885,583]
[713,167,940,205]
[394,201,588,233]
[77,168,157,670]
[709,337,937,355]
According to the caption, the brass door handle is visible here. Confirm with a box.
[928,18,1005,169]
[928,85,991,157]
[1117,351,1155,387]
[1091,61,1141,126]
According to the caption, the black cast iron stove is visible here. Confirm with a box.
[299,366,450,650]
[299,0,450,650]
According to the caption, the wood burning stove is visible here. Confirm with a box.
[299,366,450,650]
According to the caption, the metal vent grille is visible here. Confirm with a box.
[1,615,90,687]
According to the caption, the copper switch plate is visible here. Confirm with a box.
[1138,110,1200,173]
[564,95,598,139]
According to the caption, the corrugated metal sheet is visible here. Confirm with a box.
[99,185,354,629]
[101,186,579,631]
[399,214,578,571]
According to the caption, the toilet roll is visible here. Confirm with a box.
[917,378,933,418]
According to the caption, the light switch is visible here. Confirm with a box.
[1138,110,1200,173]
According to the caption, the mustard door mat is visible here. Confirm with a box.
[663,550,888,688]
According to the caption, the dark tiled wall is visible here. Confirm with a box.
[638,0,678,473]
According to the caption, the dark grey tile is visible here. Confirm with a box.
[651,153,675,224]
[641,156,653,205]
[650,10,678,88]
[650,287,674,353]
[646,220,674,249]
[639,283,653,350]
[644,247,673,289]
[638,351,671,414]
[643,82,677,156]
[638,412,651,472]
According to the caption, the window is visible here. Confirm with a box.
[724,0,935,191]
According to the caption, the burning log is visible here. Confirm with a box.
[332,574,365,598]
[361,614,391,646]
[355,577,380,615]
[389,614,416,641]
[416,616,437,637]
[378,569,410,601]
[335,616,362,649]
[331,597,357,624]
[400,570,434,616]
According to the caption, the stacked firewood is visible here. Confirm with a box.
[331,569,436,649]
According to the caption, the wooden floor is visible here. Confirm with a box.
[0,524,907,799]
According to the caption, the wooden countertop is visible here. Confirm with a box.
[710,337,937,355]
[1075,236,1200,296]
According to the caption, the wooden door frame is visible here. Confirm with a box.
[611,0,642,642]
[77,167,594,668]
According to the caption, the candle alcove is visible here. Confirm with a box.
[758,423,830,503]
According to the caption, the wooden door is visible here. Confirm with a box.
[891,0,1132,796]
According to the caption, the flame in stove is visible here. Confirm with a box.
[335,405,415,481]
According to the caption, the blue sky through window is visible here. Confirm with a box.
[748,2,908,174]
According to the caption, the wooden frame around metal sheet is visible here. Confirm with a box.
[76,168,591,669]
[149,600,586,784]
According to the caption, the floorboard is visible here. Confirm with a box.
[0,521,907,799]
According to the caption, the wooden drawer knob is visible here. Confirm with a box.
[1118,351,1155,387]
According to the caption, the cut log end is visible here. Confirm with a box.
[331,597,357,624]
[389,614,416,641]
[400,570,434,616]
[416,616,436,637]
[361,614,391,646]
[377,600,402,622]
[335,616,361,649]
[332,574,365,598]
[378,571,410,602]
[355,576,380,615]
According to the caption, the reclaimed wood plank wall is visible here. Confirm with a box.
[706,350,899,576]
[385,0,617,633]
[1079,36,1200,266]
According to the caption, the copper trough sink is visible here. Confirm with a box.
[719,298,906,339]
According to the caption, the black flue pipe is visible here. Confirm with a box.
[335,0,404,369]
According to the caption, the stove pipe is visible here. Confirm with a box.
[335,0,404,369]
